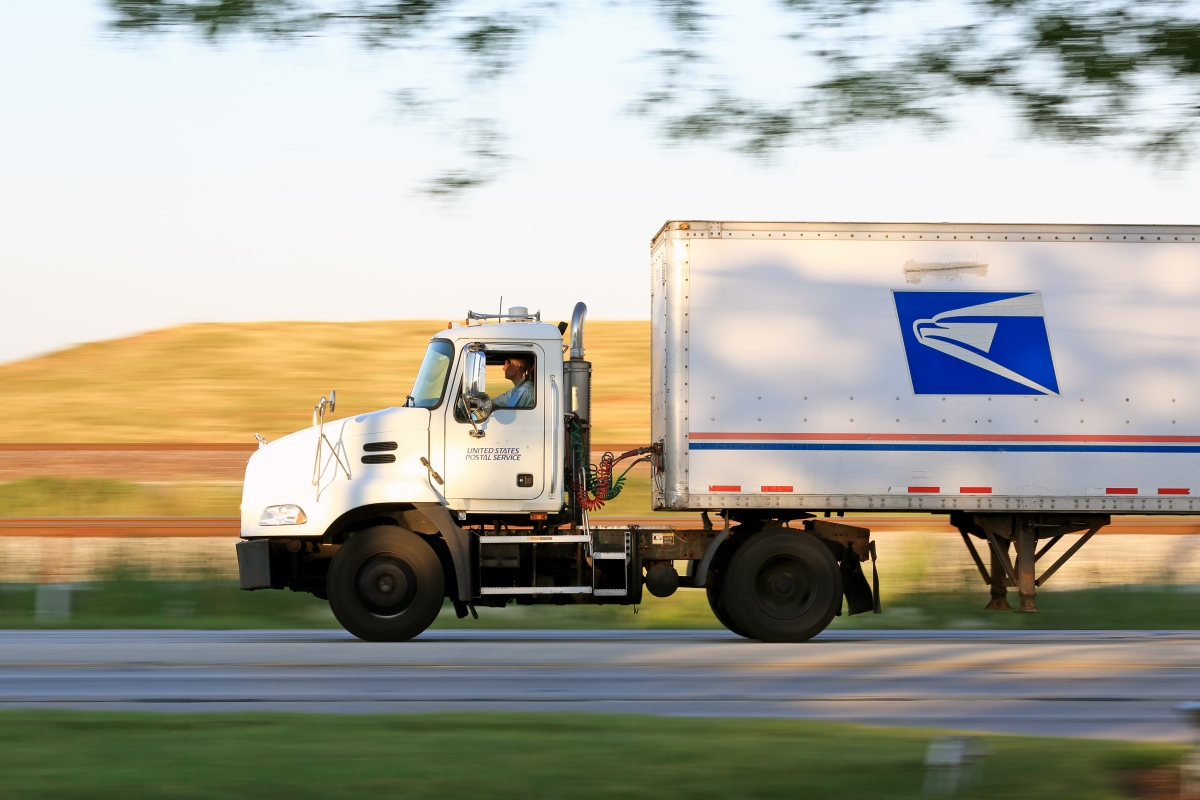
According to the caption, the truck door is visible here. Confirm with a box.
[442,344,547,501]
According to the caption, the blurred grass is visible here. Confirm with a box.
[0,711,1180,800]
[0,473,670,517]
[0,320,650,445]
[0,572,338,629]
[436,585,1200,631]
[0,477,241,517]
[2,576,1196,630]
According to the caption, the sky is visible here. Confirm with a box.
[1,0,1198,365]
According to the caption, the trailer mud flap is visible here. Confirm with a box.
[841,553,875,616]
[805,519,879,615]
[236,540,272,590]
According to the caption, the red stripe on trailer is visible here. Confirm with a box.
[761,485,793,493]
[691,431,1200,443]
[1106,487,1138,495]
[908,486,939,493]
[708,485,741,492]
[1158,488,1190,495]
[960,487,992,494]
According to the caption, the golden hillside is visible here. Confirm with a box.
[3,321,650,444]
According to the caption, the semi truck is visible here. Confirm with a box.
[237,220,1200,642]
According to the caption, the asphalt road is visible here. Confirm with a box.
[1,629,1196,742]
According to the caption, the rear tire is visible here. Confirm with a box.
[706,572,751,639]
[328,526,445,642]
[723,528,842,643]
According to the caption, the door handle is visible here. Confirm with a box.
[420,457,444,486]
[549,375,559,499]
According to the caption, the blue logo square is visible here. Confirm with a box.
[893,291,1060,395]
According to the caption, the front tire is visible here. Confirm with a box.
[722,528,842,643]
[328,526,445,642]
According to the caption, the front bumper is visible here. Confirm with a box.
[235,540,273,590]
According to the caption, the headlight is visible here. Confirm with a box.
[259,505,308,526]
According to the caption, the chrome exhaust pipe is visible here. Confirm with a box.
[564,302,592,457]
[569,302,587,360]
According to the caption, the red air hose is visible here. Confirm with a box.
[574,447,653,512]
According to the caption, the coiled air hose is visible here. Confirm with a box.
[569,417,652,511]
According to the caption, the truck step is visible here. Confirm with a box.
[593,589,628,596]
[478,586,593,595]
[478,534,590,544]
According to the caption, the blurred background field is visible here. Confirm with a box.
[0,320,650,445]
[0,477,239,517]
[0,473,659,518]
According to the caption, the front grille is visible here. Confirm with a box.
[363,441,398,452]
[361,454,396,464]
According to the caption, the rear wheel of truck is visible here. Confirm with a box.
[723,528,842,643]
[706,572,751,639]
[327,526,445,642]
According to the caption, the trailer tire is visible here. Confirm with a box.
[706,573,751,639]
[723,528,842,643]
[327,526,445,642]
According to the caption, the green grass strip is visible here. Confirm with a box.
[0,711,1181,799]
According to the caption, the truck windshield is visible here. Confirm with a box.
[409,340,455,408]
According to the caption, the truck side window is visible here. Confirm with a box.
[455,350,537,421]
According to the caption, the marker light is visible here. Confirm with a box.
[259,505,308,526]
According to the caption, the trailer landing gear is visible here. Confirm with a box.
[951,513,1108,614]
[985,537,1012,611]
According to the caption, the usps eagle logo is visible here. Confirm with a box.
[892,291,1060,395]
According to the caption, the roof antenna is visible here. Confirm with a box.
[498,296,502,323]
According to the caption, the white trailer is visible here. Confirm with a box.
[237,221,1200,641]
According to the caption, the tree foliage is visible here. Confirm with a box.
[107,0,1200,194]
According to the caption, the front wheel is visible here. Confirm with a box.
[328,526,445,642]
[722,529,842,643]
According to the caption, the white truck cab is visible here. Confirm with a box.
[236,304,660,642]
[239,311,568,542]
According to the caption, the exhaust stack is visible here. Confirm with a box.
[564,302,592,459]
[569,302,587,360]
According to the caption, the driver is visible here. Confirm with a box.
[492,354,535,408]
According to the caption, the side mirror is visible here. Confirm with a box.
[463,348,487,398]
[328,390,336,413]
[460,346,492,431]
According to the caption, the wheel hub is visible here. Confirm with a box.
[753,555,816,620]
[356,554,416,616]
[769,573,796,598]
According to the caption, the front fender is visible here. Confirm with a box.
[240,407,442,538]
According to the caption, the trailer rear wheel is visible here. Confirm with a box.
[706,573,751,639]
[723,529,842,643]
[327,526,445,642]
